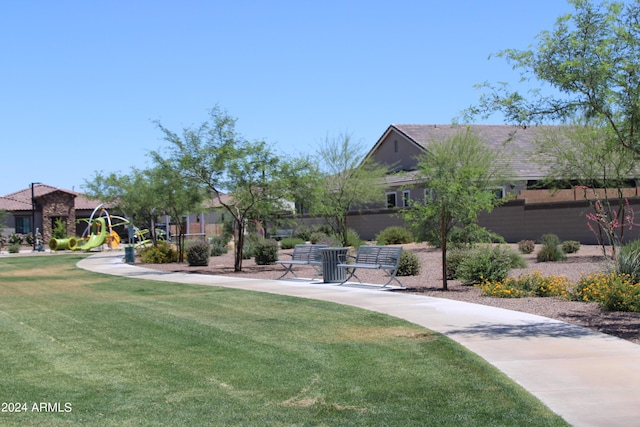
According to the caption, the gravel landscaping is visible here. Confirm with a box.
[140,243,640,345]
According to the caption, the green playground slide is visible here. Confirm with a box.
[78,217,108,251]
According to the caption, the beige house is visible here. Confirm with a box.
[0,184,102,243]
[298,124,640,244]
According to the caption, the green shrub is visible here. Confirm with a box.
[315,233,342,247]
[456,245,523,284]
[376,226,414,245]
[8,242,20,254]
[517,240,535,254]
[397,250,421,276]
[242,234,262,259]
[254,239,279,265]
[446,247,468,279]
[52,218,67,239]
[536,245,566,262]
[536,234,566,262]
[615,240,640,281]
[139,241,178,264]
[280,237,305,249]
[293,225,314,241]
[186,240,211,266]
[345,228,363,248]
[309,232,329,245]
[540,233,561,247]
[209,235,229,257]
[561,240,581,254]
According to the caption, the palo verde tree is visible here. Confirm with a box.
[309,132,390,247]
[154,106,315,272]
[402,128,508,290]
[465,0,640,155]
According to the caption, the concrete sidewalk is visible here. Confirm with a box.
[78,252,640,427]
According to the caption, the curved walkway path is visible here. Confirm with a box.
[79,252,640,427]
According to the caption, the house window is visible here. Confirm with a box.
[489,187,506,199]
[424,188,436,202]
[402,190,411,207]
[15,217,32,234]
[386,192,397,208]
[394,140,398,153]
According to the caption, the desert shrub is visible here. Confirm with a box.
[315,233,342,247]
[536,233,566,262]
[576,272,640,312]
[518,240,535,254]
[562,240,580,254]
[209,235,229,257]
[536,245,566,262]
[8,233,24,245]
[540,233,561,247]
[345,228,363,248]
[139,241,178,264]
[397,250,421,276]
[254,239,279,265]
[279,237,305,249]
[615,240,640,281]
[478,278,525,298]
[479,271,572,299]
[445,247,468,279]
[376,226,414,245]
[309,229,360,247]
[293,225,314,241]
[186,240,211,266]
[8,243,20,253]
[456,245,523,284]
[308,231,327,245]
[242,234,262,259]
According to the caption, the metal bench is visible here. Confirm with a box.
[275,244,328,279]
[336,245,403,287]
[271,229,293,241]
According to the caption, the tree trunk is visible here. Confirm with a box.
[234,222,244,272]
[441,203,448,290]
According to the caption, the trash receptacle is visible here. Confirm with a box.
[125,246,135,263]
[320,248,348,283]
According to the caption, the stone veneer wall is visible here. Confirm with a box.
[38,191,76,242]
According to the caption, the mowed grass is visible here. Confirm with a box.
[0,255,568,426]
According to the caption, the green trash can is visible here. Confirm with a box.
[125,246,135,263]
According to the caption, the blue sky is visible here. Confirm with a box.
[0,0,573,197]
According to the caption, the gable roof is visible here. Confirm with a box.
[369,124,556,181]
[0,184,102,212]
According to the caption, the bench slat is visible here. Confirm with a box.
[338,245,403,287]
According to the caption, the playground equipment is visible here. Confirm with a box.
[48,237,78,251]
[77,204,130,251]
[48,204,138,252]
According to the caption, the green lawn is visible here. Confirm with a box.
[0,255,568,426]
